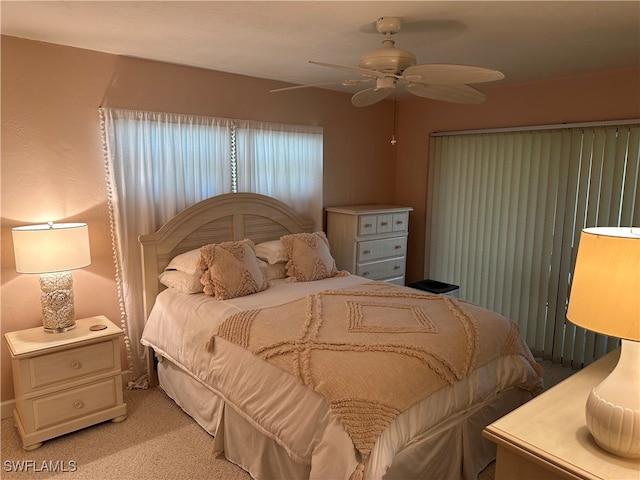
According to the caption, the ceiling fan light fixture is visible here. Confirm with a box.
[375,76,395,90]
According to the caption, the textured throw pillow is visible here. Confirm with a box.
[165,248,203,275]
[280,232,343,282]
[159,270,204,294]
[199,239,267,300]
[255,240,289,264]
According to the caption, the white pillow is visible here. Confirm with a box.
[165,248,203,275]
[159,270,204,294]
[258,259,287,281]
[255,240,289,264]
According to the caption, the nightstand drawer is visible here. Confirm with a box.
[357,236,407,262]
[356,257,405,280]
[27,340,117,390]
[32,378,118,430]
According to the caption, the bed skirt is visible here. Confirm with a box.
[156,354,533,480]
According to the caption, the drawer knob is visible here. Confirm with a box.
[363,250,371,255]
[362,272,370,276]
[380,222,388,226]
[71,361,81,369]
[364,223,372,228]
[73,401,84,409]
[394,265,401,270]
[396,220,403,225]
[395,245,401,249]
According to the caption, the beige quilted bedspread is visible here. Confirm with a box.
[209,282,541,479]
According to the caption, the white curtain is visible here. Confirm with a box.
[235,120,323,229]
[100,108,322,385]
[427,123,639,367]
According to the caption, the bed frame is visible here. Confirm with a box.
[137,192,540,479]
[139,192,314,383]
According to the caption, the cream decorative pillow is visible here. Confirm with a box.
[280,232,344,282]
[255,240,289,264]
[199,239,267,300]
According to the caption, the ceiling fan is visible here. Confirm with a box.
[271,16,505,107]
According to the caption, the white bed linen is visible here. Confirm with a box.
[141,276,543,480]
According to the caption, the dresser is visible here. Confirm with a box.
[4,316,128,450]
[325,205,413,285]
[483,350,640,480]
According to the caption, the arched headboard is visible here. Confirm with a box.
[139,192,314,320]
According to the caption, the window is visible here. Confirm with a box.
[100,108,323,384]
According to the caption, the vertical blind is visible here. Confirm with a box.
[427,123,639,367]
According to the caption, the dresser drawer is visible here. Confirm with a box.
[356,257,406,280]
[392,212,409,233]
[357,236,407,262]
[358,215,378,236]
[31,378,118,430]
[26,341,117,391]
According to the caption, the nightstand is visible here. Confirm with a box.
[4,316,128,450]
[483,350,640,479]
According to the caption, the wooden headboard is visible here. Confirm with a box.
[139,192,314,321]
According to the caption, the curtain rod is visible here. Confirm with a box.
[430,119,640,137]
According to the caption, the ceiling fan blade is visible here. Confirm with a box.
[405,83,486,104]
[309,60,385,79]
[351,87,394,107]
[402,64,504,85]
[271,78,372,93]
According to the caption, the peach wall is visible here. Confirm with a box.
[1,36,396,402]
[2,35,638,403]
[396,67,640,283]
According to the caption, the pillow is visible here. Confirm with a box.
[258,259,287,281]
[165,248,203,275]
[280,232,343,282]
[159,270,204,294]
[199,239,267,300]
[255,239,289,264]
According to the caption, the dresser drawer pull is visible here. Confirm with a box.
[363,250,371,255]
[364,223,372,228]
[380,221,388,226]
[394,265,401,270]
[396,220,404,225]
[362,272,370,277]
[73,401,84,409]
[395,245,402,249]
[71,361,81,369]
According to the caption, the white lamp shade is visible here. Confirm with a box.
[12,223,91,274]
[567,227,640,341]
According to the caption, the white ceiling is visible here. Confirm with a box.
[2,1,639,96]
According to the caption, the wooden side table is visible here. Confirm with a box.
[4,316,128,450]
[483,350,640,479]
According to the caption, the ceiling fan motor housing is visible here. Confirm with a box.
[359,17,415,74]
[359,45,416,74]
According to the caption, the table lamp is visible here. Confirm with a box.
[566,227,640,458]
[12,222,91,333]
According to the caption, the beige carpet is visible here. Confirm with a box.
[1,360,574,480]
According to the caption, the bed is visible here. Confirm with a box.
[139,192,543,480]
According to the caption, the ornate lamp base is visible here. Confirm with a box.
[39,271,76,333]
